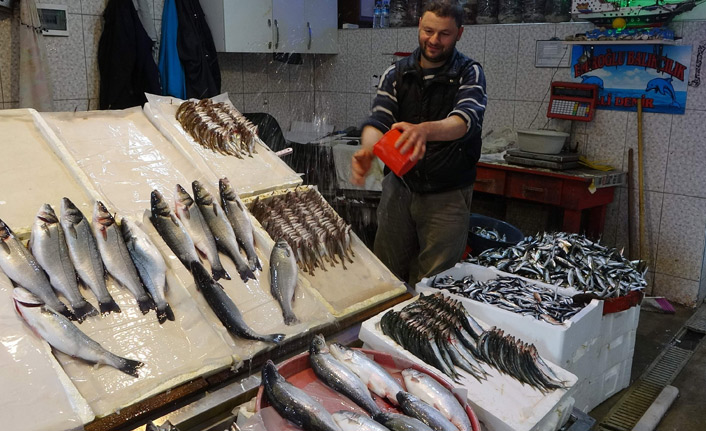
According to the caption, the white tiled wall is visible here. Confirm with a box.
[1,1,706,305]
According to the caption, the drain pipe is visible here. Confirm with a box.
[632,385,679,431]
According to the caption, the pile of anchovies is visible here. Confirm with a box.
[467,232,647,298]
[432,275,583,324]
[471,226,506,242]
[250,188,354,275]
[381,293,566,392]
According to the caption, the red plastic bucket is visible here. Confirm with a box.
[373,129,417,176]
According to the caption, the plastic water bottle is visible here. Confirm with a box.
[373,1,382,28]
[381,1,390,28]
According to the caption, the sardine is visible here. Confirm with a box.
[374,412,434,431]
[261,360,341,431]
[269,238,299,325]
[121,218,174,324]
[219,177,261,271]
[60,198,120,315]
[397,392,458,431]
[150,190,200,271]
[190,262,284,344]
[93,201,153,315]
[31,204,97,322]
[332,411,390,431]
[309,334,380,416]
[329,343,404,405]
[175,184,230,281]
[0,218,74,320]
[401,369,471,431]
[13,287,143,377]
[192,180,254,282]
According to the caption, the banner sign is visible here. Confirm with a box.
[570,44,692,114]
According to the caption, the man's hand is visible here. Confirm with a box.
[392,122,428,161]
[351,148,375,185]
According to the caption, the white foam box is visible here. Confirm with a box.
[360,296,578,431]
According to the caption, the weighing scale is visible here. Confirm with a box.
[504,148,580,170]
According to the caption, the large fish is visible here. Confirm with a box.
[175,184,229,281]
[0,218,74,320]
[329,343,404,405]
[269,238,299,325]
[374,412,434,431]
[332,411,390,431]
[309,334,380,416]
[190,262,284,344]
[149,190,200,271]
[60,198,120,315]
[121,217,174,324]
[13,287,143,377]
[192,180,254,282]
[401,369,471,431]
[219,177,261,271]
[396,392,457,431]
[31,204,97,322]
[262,359,341,431]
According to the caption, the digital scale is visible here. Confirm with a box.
[504,149,580,170]
[546,82,599,122]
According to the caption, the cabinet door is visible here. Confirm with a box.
[273,0,307,53]
[304,0,338,53]
[221,0,273,52]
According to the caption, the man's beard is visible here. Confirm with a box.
[420,40,456,65]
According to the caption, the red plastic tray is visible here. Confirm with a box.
[256,348,481,431]
[602,289,644,315]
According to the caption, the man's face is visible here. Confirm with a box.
[418,11,463,67]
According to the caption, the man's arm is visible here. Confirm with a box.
[351,126,383,185]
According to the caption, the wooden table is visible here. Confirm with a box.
[474,160,626,239]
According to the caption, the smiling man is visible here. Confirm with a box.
[351,0,487,285]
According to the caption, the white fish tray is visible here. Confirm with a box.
[359,296,578,431]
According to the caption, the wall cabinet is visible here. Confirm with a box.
[201,0,338,54]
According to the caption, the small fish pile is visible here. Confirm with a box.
[471,226,506,242]
[175,98,257,158]
[432,274,583,324]
[250,188,354,275]
[468,232,647,298]
[381,293,565,392]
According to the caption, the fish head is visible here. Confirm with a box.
[309,333,328,355]
[274,238,291,254]
[261,359,284,386]
[0,218,13,242]
[12,287,43,317]
[120,217,136,244]
[328,342,354,362]
[401,368,425,384]
[151,190,171,217]
[332,411,364,425]
[175,184,194,209]
[192,180,214,206]
[219,177,237,202]
[93,201,115,228]
[60,198,85,225]
[36,203,58,225]
[190,262,215,289]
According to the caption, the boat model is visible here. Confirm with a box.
[572,0,703,27]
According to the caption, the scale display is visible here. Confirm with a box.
[547,82,598,122]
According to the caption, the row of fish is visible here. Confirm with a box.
[380,293,566,392]
[261,333,473,431]
[431,274,583,324]
[468,232,647,297]
[250,188,354,275]
[175,98,258,158]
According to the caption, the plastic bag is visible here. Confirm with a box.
[481,127,516,155]
[498,0,522,23]
[389,0,407,27]
[476,0,499,24]
[522,0,546,22]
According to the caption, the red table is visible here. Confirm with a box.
[474,161,626,239]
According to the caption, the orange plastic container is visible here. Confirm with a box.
[373,129,417,176]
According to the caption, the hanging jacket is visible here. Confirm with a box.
[159,0,186,98]
[98,0,161,109]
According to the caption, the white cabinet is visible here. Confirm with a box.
[201,0,337,54]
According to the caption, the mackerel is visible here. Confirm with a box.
[269,238,299,325]
[219,177,261,271]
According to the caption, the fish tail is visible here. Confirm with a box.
[212,266,231,281]
[283,310,299,326]
[267,333,286,344]
[117,357,144,378]
[73,301,99,322]
[137,295,155,315]
[238,267,256,283]
[57,303,78,321]
[157,303,175,324]
[99,299,122,314]
[249,256,262,272]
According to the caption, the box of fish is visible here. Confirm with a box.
[416,262,603,380]
[360,295,579,431]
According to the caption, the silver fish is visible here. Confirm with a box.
[192,180,254,282]
[332,411,390,431]
[13,287,143,377]
[401,369,471,431]
[121,217,174,324]
[0,218,74,320]
[175,184,230,281]
[219,177,261,271]
[397,392,458,431]
[374,412,434,431]
[93,201,153,314]
[31,204,97,322]
[269,238,299,325]
[60,198,120,315]
[261,360,341,431]
[309,334,380,416]
[329,343,404,405]
[150,190,200,271]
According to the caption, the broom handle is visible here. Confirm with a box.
[637,100,646,264]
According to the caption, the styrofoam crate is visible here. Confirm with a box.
[600,304,641,339]
[585,356,633,412]
[360,296,578,431]
[597,329,637,372]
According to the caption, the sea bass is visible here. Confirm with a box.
[0,218,74,319]
[192,180,254,282]
[219,177,261,271]
[261,359,342,431]
[329,343,404,405]
[309,334,380,416]
[93,201,153,314]
[401,369,471,431]
[13,287,143,377]
[374,412,434,431]
[397,392,458,431]
[31,204,97,322]
[149,190,200,271]
[121,217,174,324]
[332,411,390,431]
[175,184,230,281]
[269,238,299,325]
[190,262,284,344]
[60,198,120,315]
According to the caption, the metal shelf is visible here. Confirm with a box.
[563,39,679,45]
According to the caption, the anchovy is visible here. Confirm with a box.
[190,262,284,344]
[397,392,458,431]
[93,201,153,314]
[31,204,97,322]
[309,334,380,416]
[192,180,254,282]
[269,238,299,325]
[150,190,200,271]
[332,411,390,431]
[13,287,143,377]
[60,198,120,315]
[175,184,230,281]
[401,368,472,431]
[219,177,261,272]
[374,412,434,431]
